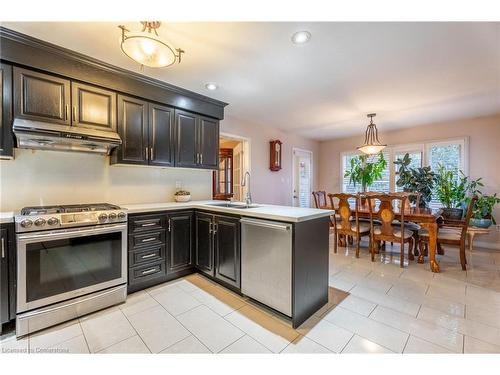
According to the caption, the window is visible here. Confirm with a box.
[340,138,468,196]
[342,150,390,193]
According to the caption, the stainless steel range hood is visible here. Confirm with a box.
[13,119,122,155]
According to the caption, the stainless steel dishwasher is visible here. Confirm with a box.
[240,218,292,316]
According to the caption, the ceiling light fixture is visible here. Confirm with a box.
[205,83,218,91]
[118,22,184,69]
[291,31,311,44]
[357,113,387,155]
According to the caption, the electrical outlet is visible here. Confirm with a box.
[175,181,182,189]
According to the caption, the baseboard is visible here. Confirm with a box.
[474,240,500,250]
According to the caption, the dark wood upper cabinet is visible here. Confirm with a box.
[175,109,198,168]
[71,82,116,132]
[0,63,13,158]
[167,211,193,274]
[113,95,148,165]
[149,103,174,167]
[13,67,70,125]
[198,116,219,169]
[195,212,214,276]
[214,215,241,289]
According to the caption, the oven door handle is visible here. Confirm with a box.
[17,223,127,242]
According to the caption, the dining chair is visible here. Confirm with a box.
[328,193,371,257]
[367,194,415,267]
[391,192,422,257]
[418,195,478,270]
[312,191,328,208]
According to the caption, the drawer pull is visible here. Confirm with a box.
[141,268,158,275]
[141,253,156,259]
[1,237,5,259]
[141,223,156,227]
[141,237,156,243]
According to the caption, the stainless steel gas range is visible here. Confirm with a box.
[14,203,128,337]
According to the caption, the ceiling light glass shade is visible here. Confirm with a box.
[291,31,311,44]
[205,82,218,91]
[357,113,387,155]
[118,23,184,68]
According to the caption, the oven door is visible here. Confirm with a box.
[16,223,127,313]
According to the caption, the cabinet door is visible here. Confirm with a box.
[0,227,9,326]
[0,63,13,158]
[214,215,241,289]
[71,82,117,132]
[175,109,198,168]
[167,211,193,274]
[13,67,70,125]
[198,116,219,169]
[113,95,148,165]
[195,213,214,276]
[149,103,174,166]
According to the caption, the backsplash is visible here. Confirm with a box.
[0,148,212,212]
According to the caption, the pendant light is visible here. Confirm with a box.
[118,22,184,69]
[357,113,386,155]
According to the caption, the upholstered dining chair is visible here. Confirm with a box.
[391,191,422,257]
[367,194,415,267]
[312,191,328,208]
[328,193,371,257]
[419,195,478,270]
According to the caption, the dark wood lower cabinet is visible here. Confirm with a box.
[214,215,241,289]
[195,212,214,276]
[167,211,193,274]
[0,223,16,334]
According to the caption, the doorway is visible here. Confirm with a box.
[213,134,251,201]
[292,148,313,208]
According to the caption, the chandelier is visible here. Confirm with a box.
[357,113,387,155]
[118,22,184,68]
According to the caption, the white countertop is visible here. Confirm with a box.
[0,211,14,224]
[122,200,334,223]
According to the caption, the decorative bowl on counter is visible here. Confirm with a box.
[174,190,191,202]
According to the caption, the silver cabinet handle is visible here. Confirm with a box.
[65,105,69,121]
[213,222,218,235]
[141,268,158,275]
[200,153,203,164]
[150,146,154,161]
[168,218,171,232]
[145,146,148,160]
[141,253,156,259]
[141,237,156,243]
[240,218,291,231]
[1,237,5,259]
[209,221,213,234]
[141,223,156,227]
[72,106,77,122]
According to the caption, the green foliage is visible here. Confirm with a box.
[344,152,387,192]
[473,194,500,223]
[393,153,436,208]
[435,164,464,208]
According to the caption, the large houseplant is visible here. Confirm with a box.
[435,164,466,219]
[344,152,387,192]
[393,153,436,208]
[470,193,500,228]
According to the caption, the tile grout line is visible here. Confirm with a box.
[119,308,153,354]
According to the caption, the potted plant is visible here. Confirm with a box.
[435,164,467,220]
[174,190,191,202]
[393,153,436,208]
[344,152,387,193]
[470,193,500,228]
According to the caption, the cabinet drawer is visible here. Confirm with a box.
[129,245,165,267]
[129,230,165,249]
[128,261,166,286]
[129,214,166,233]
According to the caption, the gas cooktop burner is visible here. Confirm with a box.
[20,203,121,216]
[16,203,127,233]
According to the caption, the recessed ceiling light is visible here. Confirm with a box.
[205,82,218,91]
[291,31,311,44]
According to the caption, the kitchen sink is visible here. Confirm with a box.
[206,202,260,209]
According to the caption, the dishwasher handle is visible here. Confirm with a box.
[240,218,291,231]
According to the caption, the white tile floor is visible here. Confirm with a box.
[1,235,500,354]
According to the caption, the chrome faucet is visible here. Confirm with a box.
[241,171,252,206]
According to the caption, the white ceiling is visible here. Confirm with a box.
[3,22,499,141]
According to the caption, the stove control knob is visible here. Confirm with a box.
[118,212,126,219]
[47,217,59,226]
[20,219,33,228]
[98,213,108,222]
[34,218,46,227]
[108,212,117,220]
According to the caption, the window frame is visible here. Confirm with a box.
[340,137,469,194]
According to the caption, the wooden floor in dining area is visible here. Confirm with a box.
[1,233,499,354]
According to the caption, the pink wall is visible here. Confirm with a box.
[221,116,320,206]
[318,113,500,247]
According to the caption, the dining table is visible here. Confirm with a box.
[321,203,443,273]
